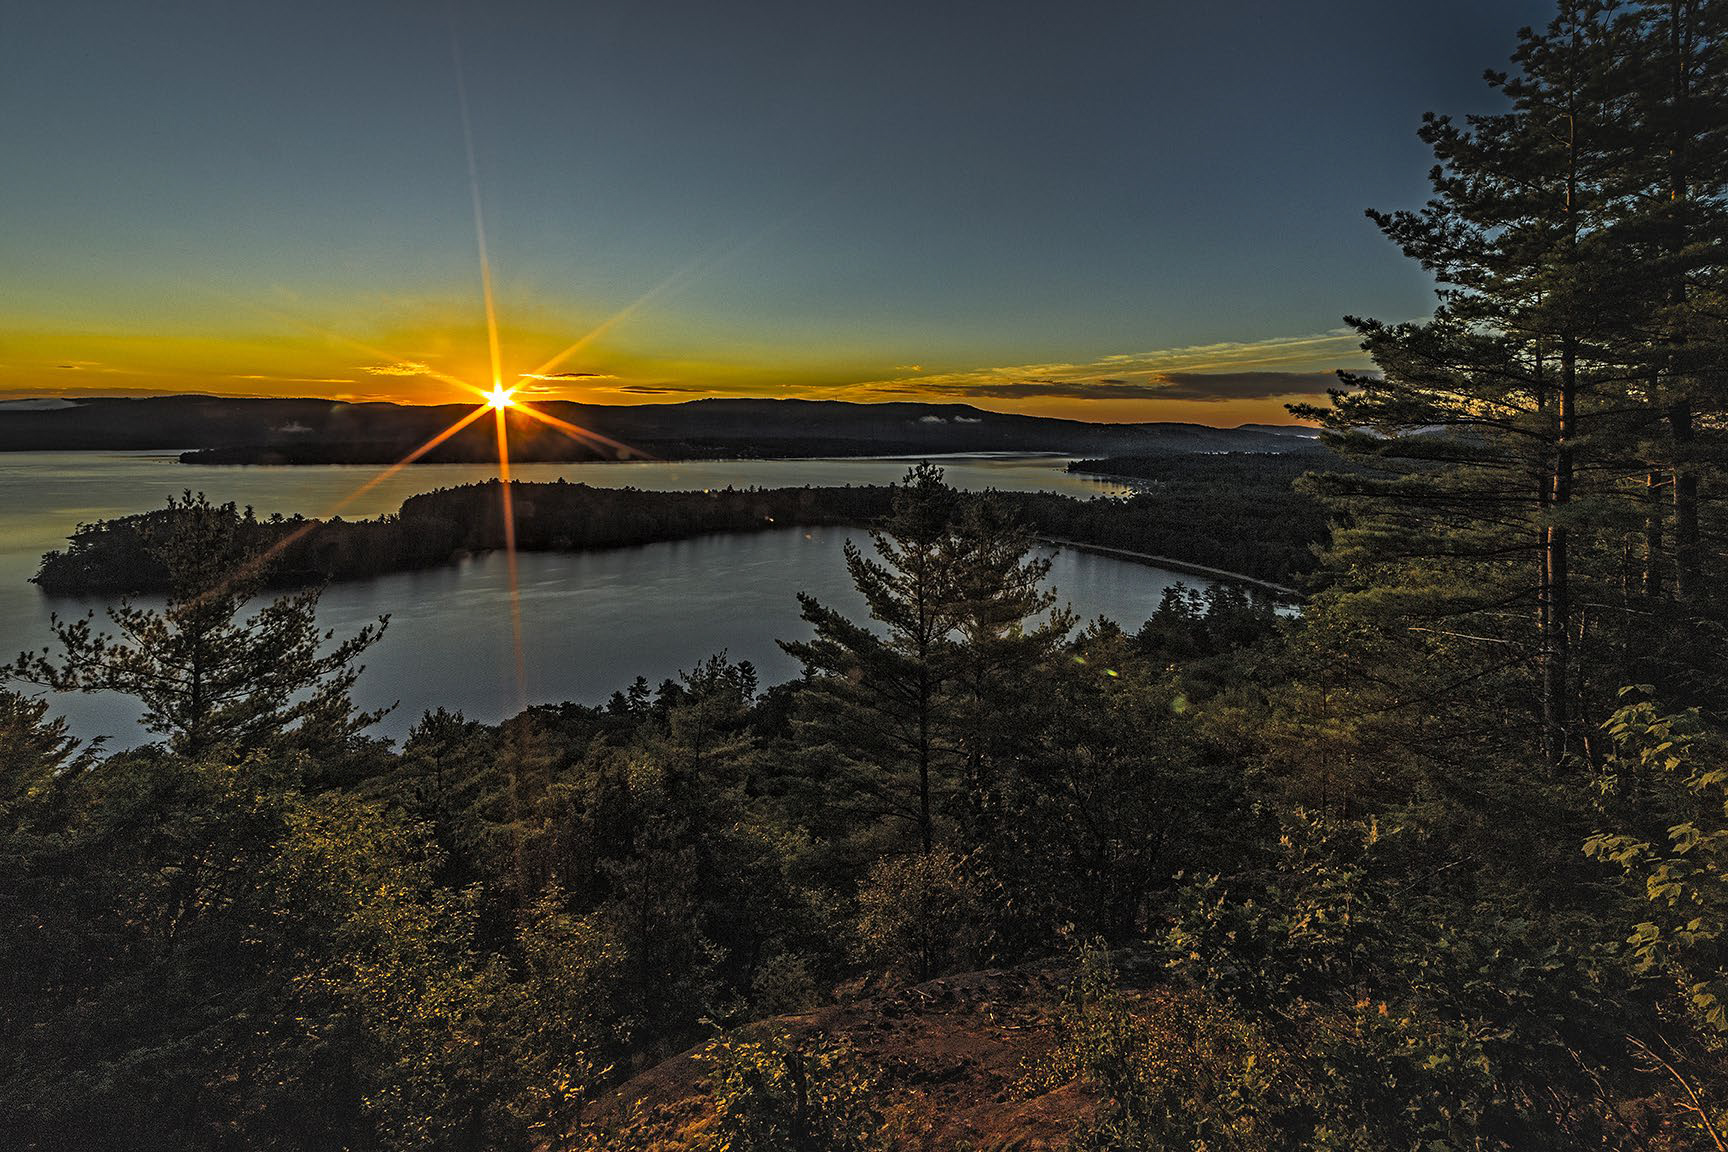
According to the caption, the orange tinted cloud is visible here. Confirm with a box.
[848,329,1367,423]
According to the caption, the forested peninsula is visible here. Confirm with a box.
[32,455,1324,597]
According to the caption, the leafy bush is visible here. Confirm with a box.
[1587,691,1728,1147]
[1587,692,1728,1034]
[1039,942,1298,1152]
[695,1031,887,1152]
[853,848,987,981]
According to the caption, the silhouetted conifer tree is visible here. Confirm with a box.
[7,493,387,759]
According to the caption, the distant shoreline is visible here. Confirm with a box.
[0,395,1322,459]
[173,448,1089,467]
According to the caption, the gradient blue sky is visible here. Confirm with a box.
[0,0,1556,423]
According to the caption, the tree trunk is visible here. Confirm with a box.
[1666,0,1699,601]
[1672,400,1699,599]
[1644,467,1665,599]
[1544,94,1581,770]
[1545,337,1575,767]
[918,665,933,857]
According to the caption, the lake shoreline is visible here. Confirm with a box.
[1039,537,1301,598]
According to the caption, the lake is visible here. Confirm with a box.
[0,452,1198,744]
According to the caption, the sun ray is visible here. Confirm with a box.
[336,402,492,506]
[518,214,801,385]
[520,252,728,382]
[493,405,527,711]
[451,17,505,393]
[514,400,649,460]
[241,303,495,404]
[519,300,650,383]
[417,366,493,404]
[188,402,494,607]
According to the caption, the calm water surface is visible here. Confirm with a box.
[0,452,1189,744]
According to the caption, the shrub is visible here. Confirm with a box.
[695,1031,886,1152]
[853,848,986,981]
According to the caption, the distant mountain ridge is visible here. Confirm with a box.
[0,395,1319,461]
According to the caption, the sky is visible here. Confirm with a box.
[0,0,1557,425]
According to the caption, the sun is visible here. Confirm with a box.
[486,385,515,409]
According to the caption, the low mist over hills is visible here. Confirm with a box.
[0,395,1320,462]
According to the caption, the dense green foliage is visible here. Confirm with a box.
[687,1032,887,1152]
[1290,0,1728,769]
[1,472,1271,1149]
[0,446,1722,1149]
[1066,450,1334,583]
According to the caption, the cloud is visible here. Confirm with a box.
[519,371,616,381]
[612,383,708,395]
[54,361,130,374]
[359,361,433,377]
[915,379,1161,401]
[904,370,1336,403]
[854,329,1366,404]
[606,381,715,396]
[1151,370,1345,401]
[0,397,78,411]
[234,374,357,385]
[27,386,224,398]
